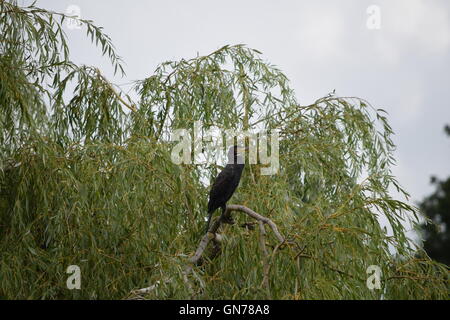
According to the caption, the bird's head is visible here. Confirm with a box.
[227,145,248,165]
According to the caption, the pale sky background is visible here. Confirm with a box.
[29,1,450,233]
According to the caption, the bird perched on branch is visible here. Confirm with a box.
[205,145,246,233]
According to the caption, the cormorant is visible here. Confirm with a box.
[205,145,246,233]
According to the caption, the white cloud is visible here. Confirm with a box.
[394,81,424,124]
[377,0,450,59]
[295,4,346,60]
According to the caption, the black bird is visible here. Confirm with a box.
[205,145,246,233]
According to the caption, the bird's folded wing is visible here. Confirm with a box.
[209,166,235,200]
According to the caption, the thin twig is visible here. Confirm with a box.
[95,68,137,112]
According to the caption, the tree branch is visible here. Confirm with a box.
[95,68,137,112]
[182,204,285,294]
[131,204,285,297]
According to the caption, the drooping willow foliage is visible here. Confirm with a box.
[0,1,448,299]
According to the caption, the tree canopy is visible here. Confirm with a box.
[0,1,448,299]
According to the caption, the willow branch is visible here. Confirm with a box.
[183,204,285,293]
[227,204,285,242]
[95,68,137,112]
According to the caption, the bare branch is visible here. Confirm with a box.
[227,204,285,243]
[182,204,285,294]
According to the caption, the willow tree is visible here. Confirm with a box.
[0,1,447,300]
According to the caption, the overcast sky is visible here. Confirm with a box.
[32,0,450,209]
